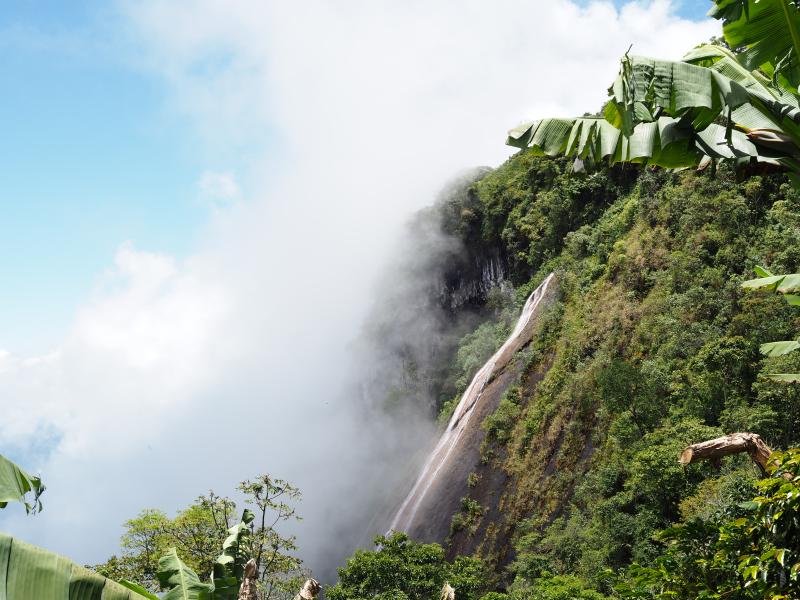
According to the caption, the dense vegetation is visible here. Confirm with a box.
[434,153,800,598]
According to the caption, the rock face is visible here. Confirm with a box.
[438,250,508,313]
[388,274,558,542]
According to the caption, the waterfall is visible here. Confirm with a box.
[389,273,555,535]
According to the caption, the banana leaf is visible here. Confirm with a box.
[508,115,763,168]
[684,44,800,137]
[119,580,159,600]
[710,0,800,91]
[158,548,214,600]
[0,532,151,599]
[608,54,800,151]
[760,340,800,356]
[0,453,45,514]
[743,269,800,385]
[604,55,752,134]
[741,273,800,292]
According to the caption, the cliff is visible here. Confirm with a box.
[378,152,800,590]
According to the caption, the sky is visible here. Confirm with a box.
[0,0,719,578]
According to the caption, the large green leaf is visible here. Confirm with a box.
[604,55,752,134]
[157,548,214,600]
[0,532,151,599]
[685,44,800,133]
[0,453,45,514]
[760,340,800,356]
[610,53,800,157]
[711,0,800,91]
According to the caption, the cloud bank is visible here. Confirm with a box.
[0,0,717,578]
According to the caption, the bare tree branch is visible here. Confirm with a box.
[679,432,772,474]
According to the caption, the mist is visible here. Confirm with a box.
[0,0,717,582]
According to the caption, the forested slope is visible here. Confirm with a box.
[390,152,800,596]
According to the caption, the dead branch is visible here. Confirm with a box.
[294,579,321,600]
[238,559,258,600]
[441,582,455,600]
[679,432,772,475]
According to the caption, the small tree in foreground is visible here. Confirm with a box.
[327,532,491,600]
[92,473,305,600]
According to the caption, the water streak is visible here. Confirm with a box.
[389,273,555,533]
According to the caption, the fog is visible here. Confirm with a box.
[0,0,716,582]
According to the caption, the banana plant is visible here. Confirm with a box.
[507,0,800,181]
[157,548,214,600]
[211,509,255,600]
[742,266,800,383]
[156,509,255,600]
[0,452,45,514]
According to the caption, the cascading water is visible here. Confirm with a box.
[389,273,556,537]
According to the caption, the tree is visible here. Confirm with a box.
[238,475,304,600]
[327,532,490,600]
[596,359,665,436]
[94,496,233,591]
[93,474,304,600]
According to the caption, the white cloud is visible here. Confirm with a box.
[0,0,718,578]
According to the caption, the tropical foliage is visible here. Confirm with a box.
[507,1,800,182]
[617,448,800,599]
[0,458,152,599]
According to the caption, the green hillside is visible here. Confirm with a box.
[442,152,800,589]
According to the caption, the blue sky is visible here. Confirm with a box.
[673,0,712,20]
[0,1,216,354]
[639,0,710,19]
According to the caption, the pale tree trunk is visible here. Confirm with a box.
[679,432,772,474]
[238,559,258,600]
[293,579,321,600]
